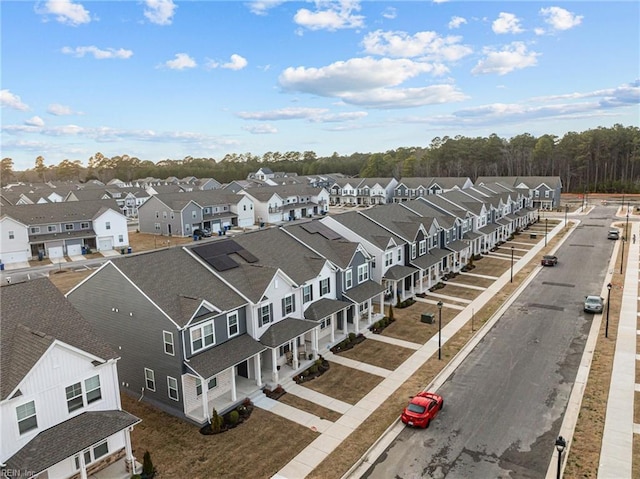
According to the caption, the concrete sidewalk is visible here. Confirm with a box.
[272,221,571,479]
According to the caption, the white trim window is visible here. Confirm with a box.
[74,441,109,470]
[30,227,41,234]
[191,321,215,353]
[227,312,239,337]
[163,331,175,355]
[47,225,57,233]
[16,401,38,435]
[320,278,330,295]
[85,375,101,404]
[65,224,74,231]
[282,294,295,315]
[196,377,218,396]
[8,230,15,239]
[303,284,313,303]
[259,304,272,327]
[167,376,179,401]
[357,264,368,283]
[105,222,111,230]
[344,270,353,289]
[66,382,83,412]
[320,317,331,330]
[65,375,101,413]
[411,243,417,259]
[397,248,402,261]
[384,251,393,267]
[145,368,156,391]
[419,240,427,256]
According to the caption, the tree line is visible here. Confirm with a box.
[1,124,638,193]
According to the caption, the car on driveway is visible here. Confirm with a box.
[541,255,558,266]
[584,295,604,313]
[193,228,212,238]
[401,392,443,428]
[607,229,620,240]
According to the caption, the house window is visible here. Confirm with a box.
[16,401,37,434]
[411,243,417,259]
[144,368,155,391]
[118,234,124,242]
[303,285,313,303]
[320,278,330,295]
[243,205,247,211]
[167,377,179,401]
[170,212,175,219]
[85,375,101,404]
[105,222,111,230]
[30,227,40,234]
[47,225,57,232]
[357,264,369,283]
[81,222,89,229]
[65,224,74,231]
[384,251,393,267]
[163,331,174,355]
[259,304,272,327]
[196,377,217,396]
[191,321,215,352]
[66,382,83,412]
[227,312,239,337]
[163,212,167,219]
[320,317,331,330]
[192,211,197,219]
[74,441,109,470]
[155,212,159,218]
[8,230,14,239]
[282,294,295,315]
[359,302,369,313]
[419,240,426,255]
[344,270,353,289]
[397,249,401,261]
[154,223,161,231]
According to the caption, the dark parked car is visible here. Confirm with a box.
[193,228,212,238]
[541,255,558,266]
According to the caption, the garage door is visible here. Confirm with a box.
[67,244,83,256]
[48,246,64,258]
[98,238,113,251]
[238,217,253,228]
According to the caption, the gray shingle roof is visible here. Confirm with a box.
[187,334,266,379]
[342,280,386,304]
[111,248,246,325]
[5,410,140,474]
[304,298,352,321]
[283,222,359,269]
[446,240,470,252]
[326,211,405,249]
[1,200,122,226]
[259,318,318,348]
[383,264,417,281]
[1,278,118,400]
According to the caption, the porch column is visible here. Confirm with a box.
[230,368,237,402]
[393,281,398,303]
[367,299,372,325]
[330,314,335,343]
[79,450,88,479]
[254,354,263,388]
[271,348,279,383]
[124,428,137,474]
[354,305,360,334]
[410,274,415,296]
[342,310,348,336]
[201,384,210,422]
[378,292,384,314]
[312,328,319,360]
[418,270,424,293]
[292,340,299,370]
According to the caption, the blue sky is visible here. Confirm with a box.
[2,1,639,171]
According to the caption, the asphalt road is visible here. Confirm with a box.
[363,206,619,479]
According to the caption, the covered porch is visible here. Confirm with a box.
[382,264,418,304]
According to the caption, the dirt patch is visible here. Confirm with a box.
[300,362,383,405]
[435,283,481,301]
[452,274,496,288]
[122,393,317,479]
[381,301,457,344]
[278,394,342,423]
[337,338,415,371]
[471,256,510,277]
[49,268,95,295]
[128,231,194,252]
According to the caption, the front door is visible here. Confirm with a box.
[237,361,248,378]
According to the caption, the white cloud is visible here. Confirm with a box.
[243,124,278,134]
[47,104,75,116]
[340,85,467,109]
[144,0,177,25]
[448,16,467,29]
[209,54,248,71]
[248,0,285,16]
[0,90,29,111]
[362,30,472,62]
[382,7,396,20]
[492,12,523,34]
[61,46,133,59]
[35,0,91,26]
[472,42,539,75]
[25,116,45,127]
[534,27,546,36]
[540,7,583,31]
[294,0,365,31]
[237,107,368,122]
[161,53,197,70]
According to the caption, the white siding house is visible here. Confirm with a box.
[0,215,30,265]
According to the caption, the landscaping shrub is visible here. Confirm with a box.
[141,451,156,479]
[374,320,381,329]
[348,332,356,341]
[315,359,323,367]
[309,365,318,374]
[210,408,224,433]
[228,410,239,425]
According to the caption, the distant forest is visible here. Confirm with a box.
[2,124,639,193]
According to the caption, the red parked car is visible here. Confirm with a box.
[401,392,443,428]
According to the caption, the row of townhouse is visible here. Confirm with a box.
[0,201,129,265]
[62,181,537,426]
[1,278,139,479]
[136,185,330,237]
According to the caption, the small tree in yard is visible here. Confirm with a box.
[388,304,394,321]
[211,408,224,433]
[142,451,155,478]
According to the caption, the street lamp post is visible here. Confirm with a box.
[606,283,612,338]
[625,203,630,242]
[555,436,566,479]
[510,246,514,283]
[621,236,625,274]
[545,218,548,247]
[437,301,443,360]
